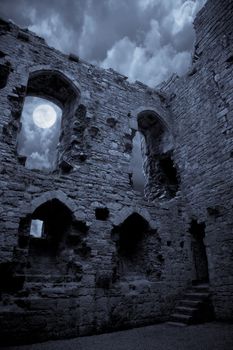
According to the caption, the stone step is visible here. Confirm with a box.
[167,321,187,327]
[184,292,209,300]
[170,313,192,324]
[169,284,212,325]
[180,299,201,307]
[16,274,75,283]
[191,284,209,293]
[26,267,58,272]
[175,306,197,315]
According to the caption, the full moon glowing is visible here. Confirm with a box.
[33,104,57,128]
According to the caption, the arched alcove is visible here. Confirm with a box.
[137,110,179,200]
[17,196,89,282]
[16,69,81,171]
[111,213,162,281]
[29,190,79,217]
[30,199,72,252]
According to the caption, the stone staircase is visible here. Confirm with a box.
[168,283,214,326]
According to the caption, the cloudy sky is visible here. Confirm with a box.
[1,0,206,87]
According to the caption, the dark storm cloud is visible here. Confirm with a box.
[0,0,86,29]
[1,0,206,86]
[101,0,207,86]
[77,0,162,61]
[0,0,87,52]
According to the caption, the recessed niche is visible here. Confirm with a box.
[0,62,11,89]
[137,111,179,200]
[95,207,109,221]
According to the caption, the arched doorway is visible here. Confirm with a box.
[189,220,209,283]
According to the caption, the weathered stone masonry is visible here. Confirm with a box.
[0,0,232,343]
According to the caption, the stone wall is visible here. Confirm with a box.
[0,0,232,343]
[160,0,233,320]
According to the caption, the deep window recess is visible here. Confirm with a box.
[137,111,179,200]
[0,62,11,89]
[130,131,146,194]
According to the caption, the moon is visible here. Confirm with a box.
[33,104,57,129]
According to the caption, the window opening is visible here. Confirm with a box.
[30,219,44,238]
[17,96,62,171]
[15,70,80,171]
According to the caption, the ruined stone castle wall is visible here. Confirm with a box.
[0,0,232,343]
[0,18,191,343]
[161,0,233,320]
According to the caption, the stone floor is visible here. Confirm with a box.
[2,322,233,350]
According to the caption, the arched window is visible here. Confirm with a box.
[17,97,62,170]
[16,70,80,171]
[137,111,179,200]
